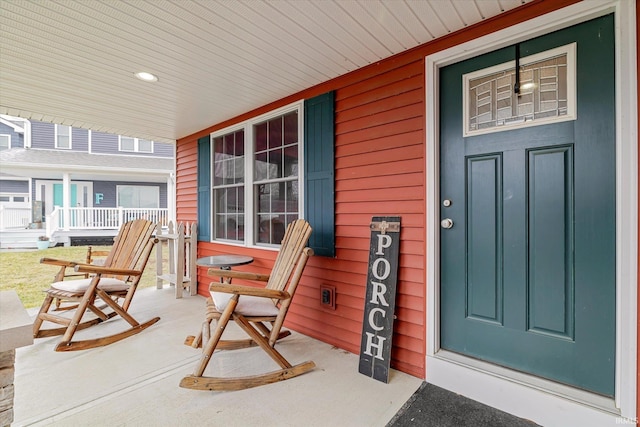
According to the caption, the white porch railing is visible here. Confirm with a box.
[0,206,169,236]
[0,205,31,229]
[46,207,169,235]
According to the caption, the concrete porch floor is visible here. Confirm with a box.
[13,287,423,426]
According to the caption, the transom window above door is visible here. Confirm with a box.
[463,43,576,137]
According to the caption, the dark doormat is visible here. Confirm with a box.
[387,383,541,427]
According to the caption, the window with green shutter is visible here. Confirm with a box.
[197,93,335,256]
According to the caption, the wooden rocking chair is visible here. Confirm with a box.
[180,219,314,391]
[33,219,160,351]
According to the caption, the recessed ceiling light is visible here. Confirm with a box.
[134,71,158,82]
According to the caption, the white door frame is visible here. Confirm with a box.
[35,179,94,214]
[425,1,637,426]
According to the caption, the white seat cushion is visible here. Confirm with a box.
[211,291,279,317]
[52,277,129,293]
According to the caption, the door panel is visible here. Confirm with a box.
[439,15,615,396]
[466,154,502,324]
[528,146,574,339]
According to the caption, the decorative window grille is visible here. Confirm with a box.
[463,43,576,136]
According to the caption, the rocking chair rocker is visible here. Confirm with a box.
[180,219,314,391]
[33,219,160,351]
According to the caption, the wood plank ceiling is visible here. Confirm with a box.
[0,0,531,144]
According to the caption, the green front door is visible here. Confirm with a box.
[53,184,78,207]
[439,15,615,396]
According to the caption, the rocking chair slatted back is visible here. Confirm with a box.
[265,219,313,293]
[103,219,156,281]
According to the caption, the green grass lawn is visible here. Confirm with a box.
[0,244,165,309]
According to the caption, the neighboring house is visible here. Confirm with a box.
[0,115,175,245]
[173,2,638,427]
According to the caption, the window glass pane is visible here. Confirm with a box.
[284,145,298,178]
[254,122,267,152]
[268,117,283,148]
[255,180,298,244]
[121,136,135,151]
[213,136,224,185]
[224,133,234,154]
[257,216,286,245]
[138,139,153,152]
[138,188,159,208]
[118,186,135,207]
[214,187,244,241]
[283,111,298,145]
[117,185,159,208]
[0,135,9,151]
[214,131,244,186]
[234,130,244,156]
[254,152,268,181]
[268,149,282,179]
[257,183,277,215]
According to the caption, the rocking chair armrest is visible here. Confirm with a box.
[40,257,84,268]
[206,269,270,282]
[209,283,290,300]
[74,264,142,277]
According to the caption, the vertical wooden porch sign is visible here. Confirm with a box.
[358,216,401,383]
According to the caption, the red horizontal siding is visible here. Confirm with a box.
[175,0,583,382]
[176,137,199,223]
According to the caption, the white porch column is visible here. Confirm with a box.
[167,173,176,224]
[62,173,71,230]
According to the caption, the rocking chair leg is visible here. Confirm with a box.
[201,318,211,348]
[193,295,238,377]
[33,293,54,337]
[58,287,96,345]
[235,316,290,369]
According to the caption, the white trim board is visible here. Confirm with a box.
[424,1,638,426]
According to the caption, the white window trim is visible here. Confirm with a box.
[210,100,304,249]
[425,1,637,426]
[54,124,72,149]
[0,134,10,150]
[0,193,29,203]
[119,136,154,153]
[463,43,577,137]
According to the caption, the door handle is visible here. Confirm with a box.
[441,218,453,229]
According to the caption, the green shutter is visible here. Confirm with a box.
[304,91,335,257]
[197,136,211,241]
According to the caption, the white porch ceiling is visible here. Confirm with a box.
[0,0,531,144]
